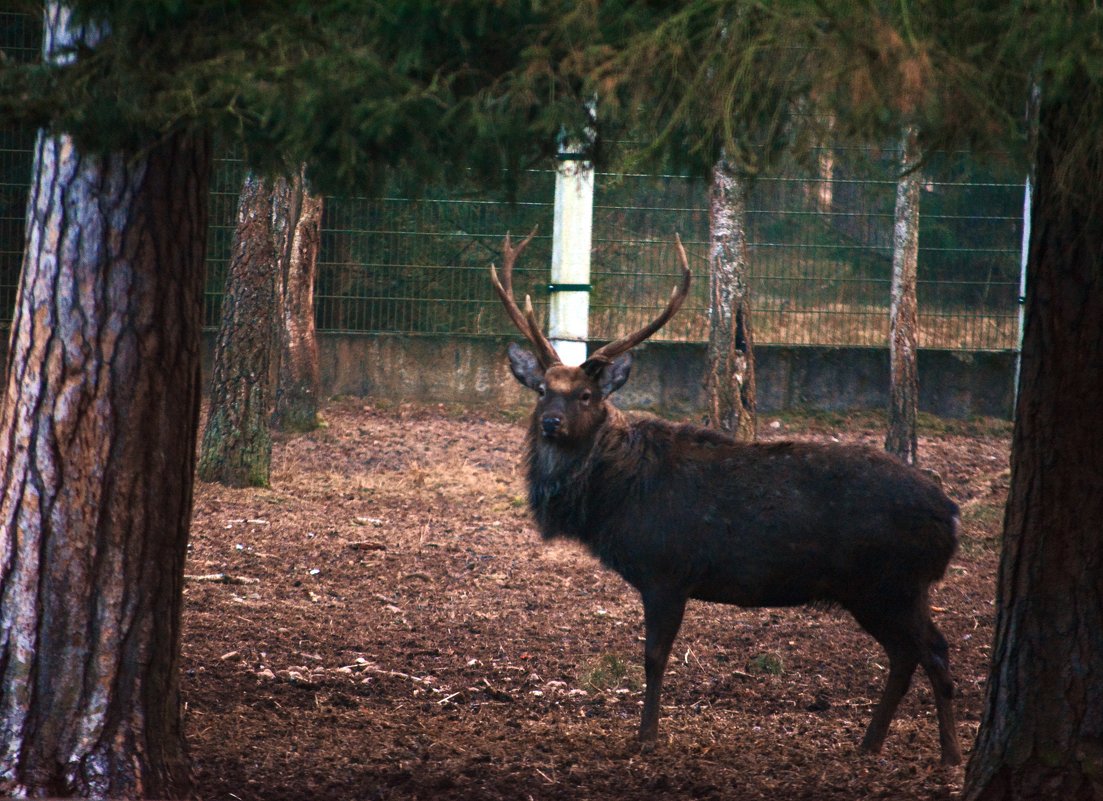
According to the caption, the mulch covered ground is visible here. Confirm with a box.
[182,400,1010,800]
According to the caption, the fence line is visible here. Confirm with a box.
[0,153,1025,352]
[0,14,1023,353]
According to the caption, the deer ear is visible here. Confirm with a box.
[507,343,544,391]
[582,352,632,397]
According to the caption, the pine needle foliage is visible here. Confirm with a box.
[573,1,1103,179]
[0,0,600,194]
[4,2,1102,191]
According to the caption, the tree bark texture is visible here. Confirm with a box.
[0,13,210,798]
[705,158,756,441]
[197,173,291,488]
[964,76,1103,801]
[886,127,921,465]
[272,168,323,433]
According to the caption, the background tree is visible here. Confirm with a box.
[583,5,804,438]
[885,126,922,465]
[198,172,289,487]
[706,157,755,439]
[273,166,323,433]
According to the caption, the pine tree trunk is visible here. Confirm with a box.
[886,127,921,465]
[963,75,1103,801]
[197,173,290,487]
[0,13,209,798]
[706,158,756,441]
[273,167,323,432]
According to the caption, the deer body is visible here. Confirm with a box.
[492,232,962,765]
[526,411,958,610]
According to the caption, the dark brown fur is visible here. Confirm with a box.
[508,349,963,765]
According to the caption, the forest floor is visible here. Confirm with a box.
[183,399,1011,801]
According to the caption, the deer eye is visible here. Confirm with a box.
[579,389,592,403]
[537,384,546,397]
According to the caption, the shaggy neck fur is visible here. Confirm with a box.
[524,403,628,542]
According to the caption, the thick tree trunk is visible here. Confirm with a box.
[0,15,209,798]
[886,127,921,465]
[197,173,290,487]
[273,168,323,432]
[706,158,756,441]
[963,77,1103,801]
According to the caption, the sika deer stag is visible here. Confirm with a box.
[490,231,962,765]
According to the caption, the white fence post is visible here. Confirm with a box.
[548,117,595,366]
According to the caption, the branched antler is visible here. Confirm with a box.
[489,227,561,368]
[491,230,692,372]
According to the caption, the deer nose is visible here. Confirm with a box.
[541,416,562,437]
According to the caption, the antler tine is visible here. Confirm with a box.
[488,227,561,368]
[586,234,692,366]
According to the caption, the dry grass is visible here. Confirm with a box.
[590,303,1017,350]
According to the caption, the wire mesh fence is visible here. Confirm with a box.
[1,152,1027,353]
[200,156,1023,351]
[586,158,1022,350]
[2,11,1023,353]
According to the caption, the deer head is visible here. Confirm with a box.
[491,230,691,444]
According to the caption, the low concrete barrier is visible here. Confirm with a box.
[306,333,1014,420]
[1,331,1012,420]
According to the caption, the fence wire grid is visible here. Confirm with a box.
[204,154,1022,351]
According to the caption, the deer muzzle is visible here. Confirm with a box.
[541,415,563,438]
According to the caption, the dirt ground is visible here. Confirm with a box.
[182,399,1011,801]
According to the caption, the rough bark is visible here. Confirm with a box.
[963,75,1103,801]
[0,13,210,800]
[885,127,921,465]
[272,168,323,432]
[197,173,291,488]
[705,158,756,441]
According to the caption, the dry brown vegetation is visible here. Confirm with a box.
[591,304,1017,350]
[184,399,1010,800]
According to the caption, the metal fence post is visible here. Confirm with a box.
[1014,174,1031,411]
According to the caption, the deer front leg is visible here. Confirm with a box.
[638,589,687,744]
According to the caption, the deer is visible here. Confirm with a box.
[490,230,963,766]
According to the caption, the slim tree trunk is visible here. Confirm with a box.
[801,110,835,213]
[0,12,209,800]
[815,143,835,212]
[963,74,1103,801]
[706,157,756,441]
[197,172,290,487]
[886,127,921,465]
[273,167,323,432]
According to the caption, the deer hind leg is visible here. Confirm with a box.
[860,648,919,756]
[853,606,921,757]
[920,618,962,766]
[855,597,961,765]
[638,589,686,744]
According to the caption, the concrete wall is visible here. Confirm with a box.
[306,333,1015,419]
[3,331,1014,419]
